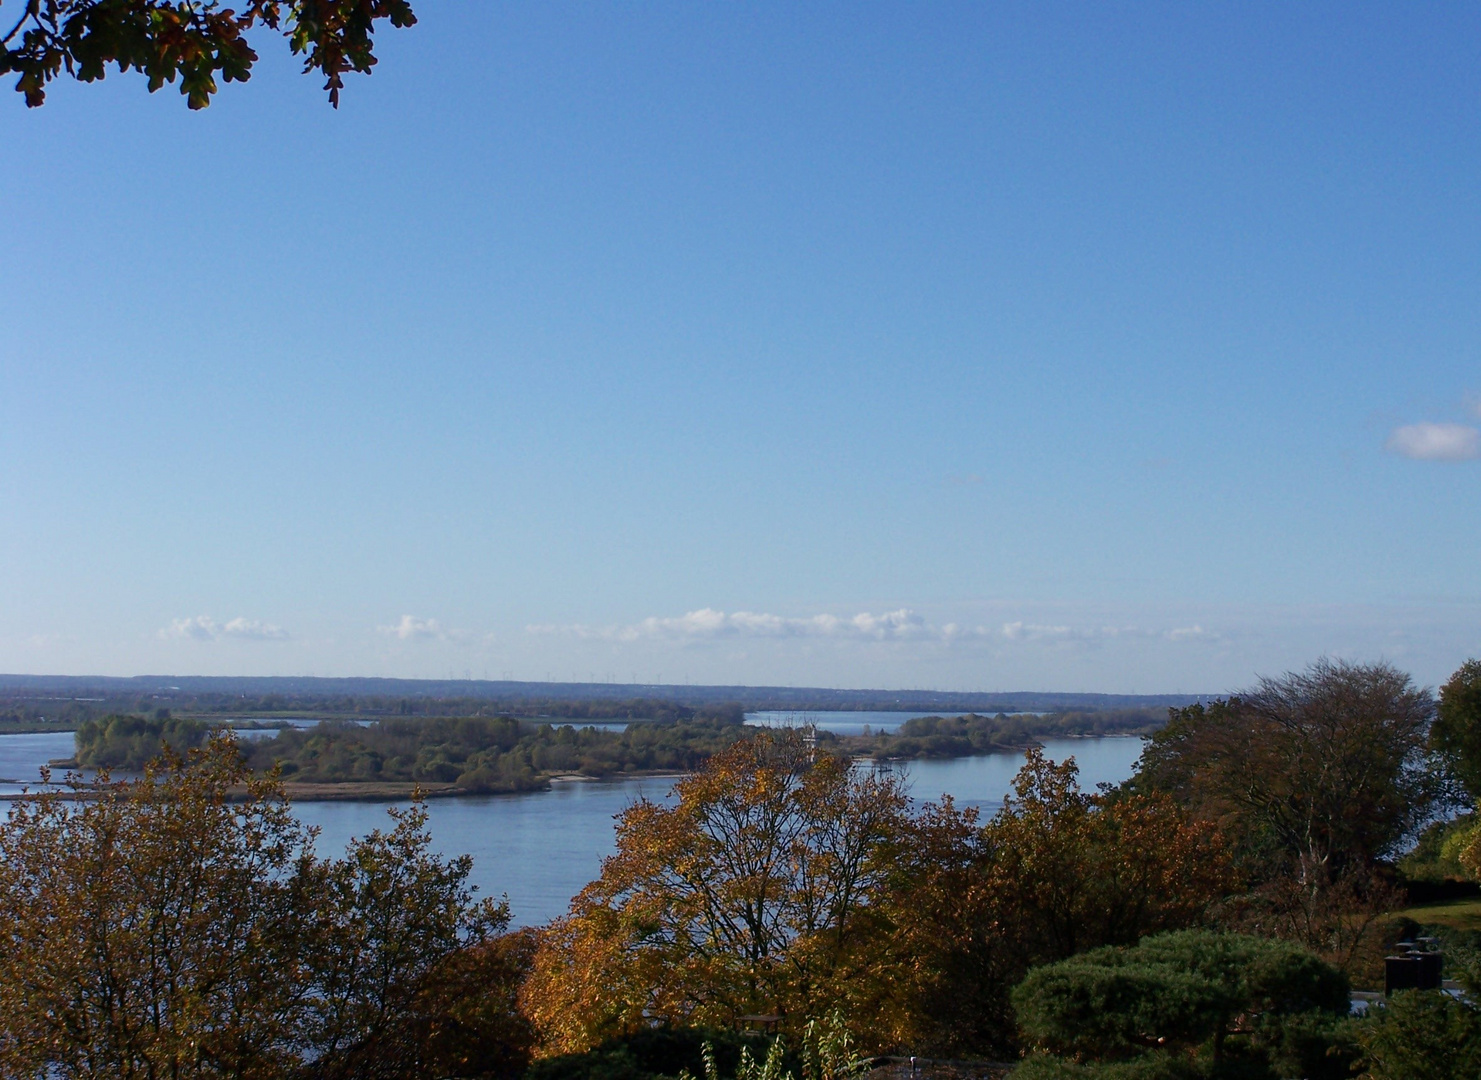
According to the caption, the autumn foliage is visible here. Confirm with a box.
[4,657,1465,1076]
[0,735,525,1080]
[1129,659,1445,973]
[860,751,1232,1057]
[521,733,909,1053]
[523,734,1231,1060]
[0,0,416,108]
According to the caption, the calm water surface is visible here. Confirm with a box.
[0,728,1144,927]
[0,732,75,784]
[894,736,1145,809]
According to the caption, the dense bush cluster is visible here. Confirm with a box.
[66,713,756,792]
[1012,930,1356,1080]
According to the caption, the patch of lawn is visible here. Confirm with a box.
[1394,897,1481,933]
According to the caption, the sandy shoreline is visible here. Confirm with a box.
[0,769,693,803]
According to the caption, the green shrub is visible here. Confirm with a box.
[1010,931,1353,1080]
[1354,990,1481,1080]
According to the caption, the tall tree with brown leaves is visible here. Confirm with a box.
[1133,658,1441,877]
[0,734,517,1080]
[1130,659,1442,970]
[0,737,321,1077]
[522,731,909,1056]
[870,750,1231,1057]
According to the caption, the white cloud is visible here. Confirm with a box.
[1165,624,1214,642]
[1384,422,1481,462]
[380,614,446,641]
[161,616,288,642]
[529,608,1219,649]
[1001,621,1074,641]
[220,617,290,641]
[164,616,218,642]
[533,607,936,643]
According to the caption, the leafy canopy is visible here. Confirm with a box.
[522,731,909,1055]
[1130,658,1441,876]
[872,751,1231,1059]
[525,742,1231,1062]
[1354,989,1481,1080]
[1,0,416,109]
[74,710,208,768]
[1434,658,1481,801]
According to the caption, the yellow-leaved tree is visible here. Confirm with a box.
[0,733,525,1080]
[522,731,909,1055]
[861,749,1233,1058]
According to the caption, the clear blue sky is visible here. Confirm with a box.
[2,2,1479,693]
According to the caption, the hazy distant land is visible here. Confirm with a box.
[0,672,1204,725]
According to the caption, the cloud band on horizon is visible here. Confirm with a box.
[527,608,1214,647]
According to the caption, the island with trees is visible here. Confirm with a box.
[50,701,1166,798]
[843,707,1165,760]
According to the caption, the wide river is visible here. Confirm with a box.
[0,714,1145,927]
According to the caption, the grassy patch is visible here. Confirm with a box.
[1394,897,1481,933]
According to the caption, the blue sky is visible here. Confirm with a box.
[2,2,1479,693]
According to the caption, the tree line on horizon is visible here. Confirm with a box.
[0,684,1196,732]
[1,694,755,729]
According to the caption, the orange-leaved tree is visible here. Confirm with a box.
[0,732,518,1080]
[521,730,909,1056]
[866,749,1232,1058]
[985,748,1234,962]
[0,736,321,1078]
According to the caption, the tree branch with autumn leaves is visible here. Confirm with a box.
[0,0,415,108]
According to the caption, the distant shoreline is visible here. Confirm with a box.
[0,674,1207,719]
